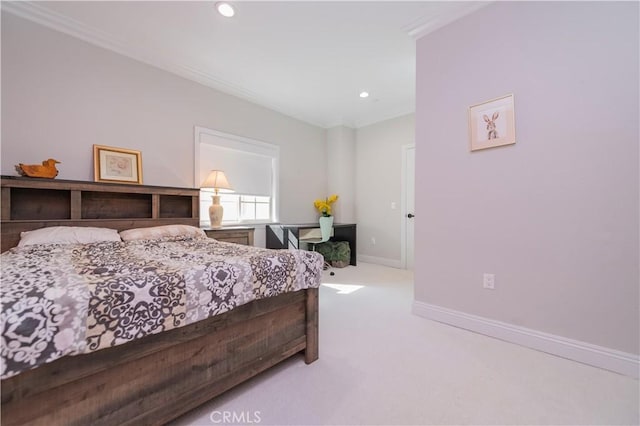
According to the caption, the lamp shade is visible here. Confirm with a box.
[201,170,233,192]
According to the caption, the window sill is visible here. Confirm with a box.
[202,221,277,228]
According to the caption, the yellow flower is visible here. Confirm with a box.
[314,195,339,217]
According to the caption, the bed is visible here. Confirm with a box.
[0,176,322,425]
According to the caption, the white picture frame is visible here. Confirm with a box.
[468,94,516,151]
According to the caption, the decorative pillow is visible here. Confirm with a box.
[119,224,206,241]
[18,226,121,246]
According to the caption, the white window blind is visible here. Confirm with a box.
[199,143,273,196]
[195,127,279,225]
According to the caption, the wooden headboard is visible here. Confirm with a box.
[1,176,200,252]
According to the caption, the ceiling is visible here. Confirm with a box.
[3,1,488,129]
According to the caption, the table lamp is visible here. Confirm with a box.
[201,170,233,228]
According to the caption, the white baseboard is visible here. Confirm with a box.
[357,255,403,269]
[412,301,639,379]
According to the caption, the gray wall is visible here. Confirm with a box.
[356,114,415,266]
[414,1,639,354]
[1,13,327,225]
[327,126,356,224]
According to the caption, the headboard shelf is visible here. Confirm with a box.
[81,191,152,219]
[1,176,200,252]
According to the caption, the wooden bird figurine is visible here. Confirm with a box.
[15,158,61,179]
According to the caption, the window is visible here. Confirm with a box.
[195,127,279,226]
[199,194,271,224]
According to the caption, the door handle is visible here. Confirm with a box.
[407,213,415,219]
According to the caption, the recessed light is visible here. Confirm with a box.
[216,2,235,17]
[359,91,369,98]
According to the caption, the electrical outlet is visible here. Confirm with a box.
[371,237,376,245]
[390,202,397,210]
[483,273,495,289]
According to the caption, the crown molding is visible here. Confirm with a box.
[404,2,492,40]
[1,1,327,129]
[324,104,416,129]
[351,107,416,130]
[2,1,484,129]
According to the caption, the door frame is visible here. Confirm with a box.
[400,144,415,269]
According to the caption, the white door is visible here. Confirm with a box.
[403,145,415,269]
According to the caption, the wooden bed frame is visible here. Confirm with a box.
[0,176,319,425]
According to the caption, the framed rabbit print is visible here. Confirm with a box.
[468,94,515,151]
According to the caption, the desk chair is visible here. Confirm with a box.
[300,227,335,275]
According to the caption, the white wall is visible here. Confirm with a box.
[356,114,415,267]
[326,126,355,224]
[1,13,327,231]
[415,2,639,354]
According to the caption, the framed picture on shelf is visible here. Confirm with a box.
[468,94,516,151]
[93,144,143,184]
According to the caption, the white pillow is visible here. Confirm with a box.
[119,224,206,241]
[18,226,121,246]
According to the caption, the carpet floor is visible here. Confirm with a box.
[171,262,639,425]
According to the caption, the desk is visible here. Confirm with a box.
[266,223,357,266]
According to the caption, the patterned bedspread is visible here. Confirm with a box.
[0,236,323,379]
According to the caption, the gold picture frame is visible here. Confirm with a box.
[93,144,143,184]
[468,94,516,151]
